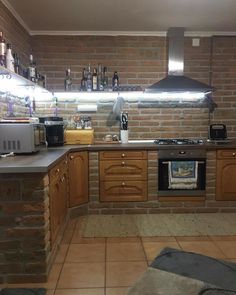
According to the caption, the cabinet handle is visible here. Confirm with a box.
[56,168,60,174]
[61,176,65,183]
[121,153,125,158]
[70,155,74,160]
[122,182,125,186]
[121,161,125,166]
[233,153,236,157]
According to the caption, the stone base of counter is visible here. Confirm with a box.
[0,173,52,284]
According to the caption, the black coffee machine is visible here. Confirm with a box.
[39,117,64,146]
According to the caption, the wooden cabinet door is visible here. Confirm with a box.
[49,180,61,244]
[100,160,147,181]
[68,151,89,207]
[100,180,147,202]
[216,159,236,200]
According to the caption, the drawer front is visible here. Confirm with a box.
[217,150,236,159]
[100,150,147,160]
[100,180,147,202]
[100,160,147,181]
[49,156,68,182]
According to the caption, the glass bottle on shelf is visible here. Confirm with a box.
[64,68,72,91]
[97,63,103,91]
[6,43,15,72]
[80,67,87,91]
[92,68,98,91]
[0,31,6,67]
[13,52,20,75]
[102,66,109,90]
[27,54,37,82]
[86,64,92,91]
[112,71,119,90]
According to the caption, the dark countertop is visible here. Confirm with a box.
[1,140,236,173]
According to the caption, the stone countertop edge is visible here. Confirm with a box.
[0,141,236,173]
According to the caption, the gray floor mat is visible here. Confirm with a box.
[199,288,236,295]
[0,289,46,295]
[150,248,236,292]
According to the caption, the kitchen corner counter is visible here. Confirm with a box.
[1,140,236,173]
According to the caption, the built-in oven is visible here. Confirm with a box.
[158,148,206,197]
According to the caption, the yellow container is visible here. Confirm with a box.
[65,129,94,145]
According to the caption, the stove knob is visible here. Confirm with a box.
[179,151,186,155]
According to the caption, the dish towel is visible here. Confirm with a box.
[168,161,198,189]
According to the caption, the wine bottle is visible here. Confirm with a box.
[92,68,98,91]
[86,64,92,91]
[102,66,108,90]
[64,68,72,91]
[6,43,15,72]
[28,54,37,82]
[0,31,6,67]
[80,68,87,91]
[13,52,20,74]
[112,71,119,90]
[97,63,103,91]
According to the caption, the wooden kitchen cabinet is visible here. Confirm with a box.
[49,156,68,245]
[216,149,236,201]
[99,150,147,202]
[68,151,88,207]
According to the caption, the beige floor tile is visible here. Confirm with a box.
[57,262,105,288]
[210,235,236,241]
[107,242,145,262]
[66,243,105,262]
[54,288,104,295]
[106,261,147,287]
[142,241,180,261]
[141,236,177,242]
[212,241,236,258]
[107,237,140,243]
[178,240,226,259]
[71,232,106,244]
[175,236,211,242]
[54,244,69,263]
[46,291,55,295]
[106,287,130,295]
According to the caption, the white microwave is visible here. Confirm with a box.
[0,123,46,153]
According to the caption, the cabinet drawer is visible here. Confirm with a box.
[100,150,147,160]
[100,160,147,181]
[100,180,147,202]
[49,156,68,182]
[217,150,236,159]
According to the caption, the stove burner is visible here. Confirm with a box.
[154,138,204,145]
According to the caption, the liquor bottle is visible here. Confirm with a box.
[112,71,119,90]
[86,64,92,91]
[6,43,15,72]
[102,66,108,90]
[80,68,87,91]
[0,31,6,67]
[27,54,37,82]
[92,68,98,91]
[97,63,103,91]
[64,68,72,91]
[13,52,20,74]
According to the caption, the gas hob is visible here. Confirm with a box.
[154,138,204,145]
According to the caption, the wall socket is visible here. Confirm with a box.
[192,38,200,47]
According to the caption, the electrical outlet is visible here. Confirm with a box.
[192,38,200,47]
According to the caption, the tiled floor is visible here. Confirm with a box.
[2,217,236,295]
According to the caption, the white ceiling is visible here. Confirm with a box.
[2,0,236,36]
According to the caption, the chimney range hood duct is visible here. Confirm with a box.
[145,27,213,93]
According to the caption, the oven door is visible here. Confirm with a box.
[158,149,206,197]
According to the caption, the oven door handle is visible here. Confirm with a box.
[161,161,205,164]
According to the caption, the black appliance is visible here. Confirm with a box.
[156,139,206,197]
[39,117,64,146]
[209,124,227,140]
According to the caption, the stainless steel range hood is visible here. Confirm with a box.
[145,28,213,93]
